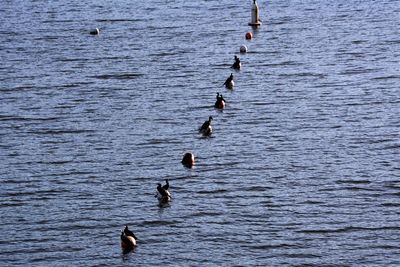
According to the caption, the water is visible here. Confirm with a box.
[1,0,399,266]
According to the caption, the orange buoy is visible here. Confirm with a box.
[182,152,195,168]
[214,99,226,109]
[245,32,253,40]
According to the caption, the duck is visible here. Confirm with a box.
[181,152,195,168]
[231,55,241,70]
[199,116,213,136]
[224,73,234,89]
[162,179,169,191]
[214,93,226,109]
[120,225,137,251]
[156,180,171,204]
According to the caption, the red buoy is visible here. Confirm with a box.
[182,152,195,168]
[245,32,253,40]
[214,99,226,109]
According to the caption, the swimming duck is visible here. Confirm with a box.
[156,180,171,204]
[199,116,213,136]
[224,73,234,89]
[231,56,241,70]
[182,152,195,168]
[215,93,226,109]
[120,225,137,251]
[162,179,169,190]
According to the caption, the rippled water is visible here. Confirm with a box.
[1,0,399,266]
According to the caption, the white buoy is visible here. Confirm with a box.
[90,28,99,35]
[240,45,248,53]
[248,0,262,26]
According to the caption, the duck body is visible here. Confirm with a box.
[199,116,213,136]
[201,125,212,136]
[224,73,234,89]
[156,182,171,204]
[231,56,241,70]
[215,93,226,109]
[214,99,225,109]
[120,225,137,250]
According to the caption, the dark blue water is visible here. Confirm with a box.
[1,0,399,266]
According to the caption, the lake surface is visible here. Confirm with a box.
[1,0,399,266]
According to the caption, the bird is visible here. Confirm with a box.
[224,73,234,89]
[162,179,169,190]
[156,180,171,204]
[123,225,137,239]
[231,55,241,70]
[199,116,213,136]
[215,93,226,109]
[120,225,137,251]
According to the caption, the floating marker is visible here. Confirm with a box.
[245,32,253,40]
[90,28,99,35]
[240,45,248,53]
[182,152,195,168]
[248,0,262,27]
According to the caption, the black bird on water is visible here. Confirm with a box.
[162,179,169,190]
[231,55,241,70]
[156,179,171,204]
[224,73,234,89]
[199,116,213,136]
[123,225,137,240]
[120,225,137,251]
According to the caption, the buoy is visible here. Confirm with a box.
[245,32,253,40]
[248,0,262,26]
[240,45,248,53]
[182,152,195,168]
[215,99,226,109]
[90,28,99,35]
